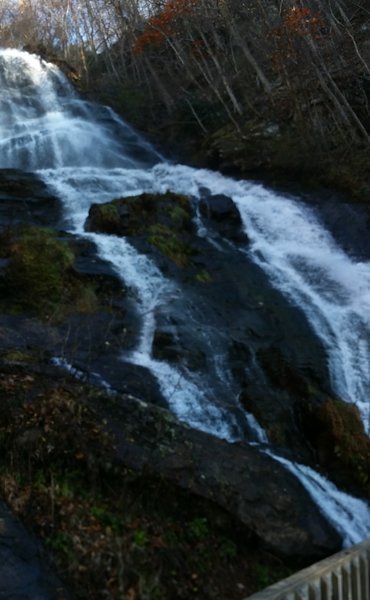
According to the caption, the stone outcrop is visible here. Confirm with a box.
[0,498,69,599]
[0,169,61,227]
[198,188,248,244]
[90,390,342,560]
[85,191,196,268]
[0,171,363,581]
[84,190,335,466]
[299,397,370,496]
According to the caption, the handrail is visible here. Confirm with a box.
[246,537,370,600]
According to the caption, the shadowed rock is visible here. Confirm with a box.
[0,169,61,227]
[0,499,69,599]
[198,189,248,243]
[90,391,342,561]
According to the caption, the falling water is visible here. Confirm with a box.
[265,451,370,547]
[1,48,370,543]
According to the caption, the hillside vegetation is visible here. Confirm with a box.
[1,0,370,194]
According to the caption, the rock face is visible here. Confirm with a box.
[299,397,370,496]
[90,390,342,560]
[0,498,69,599]
[198,189,248,243]
[0,172,364,572]
[85,191,198,269]
[83,190,342,472]
[0,169,61,227]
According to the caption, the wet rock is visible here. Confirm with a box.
[228,340,254,382]
[85,191,200,269]
[198,189,248,243]
[89,356,166,406]
[102,206,334,462]
[85,192,193,235]
[298,397,370,496]
[0,169,61,227]
[152,328,207,371]
[0,499,69,599]
[91,391,342,561]
[0,315,60,355]
[256,345,311,396]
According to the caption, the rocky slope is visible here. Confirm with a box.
[1,168,370,598]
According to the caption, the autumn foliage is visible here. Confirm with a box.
[277,7,323,39]
[133,0,198,55]
[271,6,324,72]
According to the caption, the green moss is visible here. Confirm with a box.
[1,350,33,363]
[168,204,191,226]
[148,223,193,266]
[321,399,364,437]
[73,285,99,313]
[195,269,213,283]
[302,398,370,494]
[189,517,209,540]
[47,531,76,562]
[0,226,107,320]
[86,193,199,271]
[97,203,120,225]
[90,505,125,535]
[0,226,74,313]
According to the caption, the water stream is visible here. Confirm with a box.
[1,48,370,545]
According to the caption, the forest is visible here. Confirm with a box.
[1,0,370,191]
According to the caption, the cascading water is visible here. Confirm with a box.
[150,163,370,432]
[1,48,370,545]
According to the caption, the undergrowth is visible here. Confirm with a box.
[0,370,292,599]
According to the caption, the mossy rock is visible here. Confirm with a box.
[1,350,34,363]
[89,203,121,234]
[85,192,196,267]
[0,225,98,319]
[147,223,194,266]
[0,169,52,197]
[85,192,192,235]
[300,397,370,494]
[0,226,73,307]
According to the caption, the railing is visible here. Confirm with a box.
[246,538,370,600]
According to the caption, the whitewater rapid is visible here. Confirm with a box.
[1,48,370,545]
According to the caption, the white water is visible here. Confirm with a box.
[1,48,370,544]
[266,451,370,546]
[146,164,370,433]
[83,231,242,440]
[51,356,114,393]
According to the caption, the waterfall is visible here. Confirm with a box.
[265,451,370,547]
[1,48,370,545]
[145,163,370,433]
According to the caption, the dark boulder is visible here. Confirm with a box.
[198,189,248,243]
[0,169,61,227]
[152,327,207,371]
[85,192,198,268]
[85,192,193,237]
[0,498,70,599]
[91,391,342,561]
[299,397,370,497]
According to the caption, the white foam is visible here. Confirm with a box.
[51,356,114,393]
[2,49,370,542]
[267,451,370,547]
[145,164,370,432]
